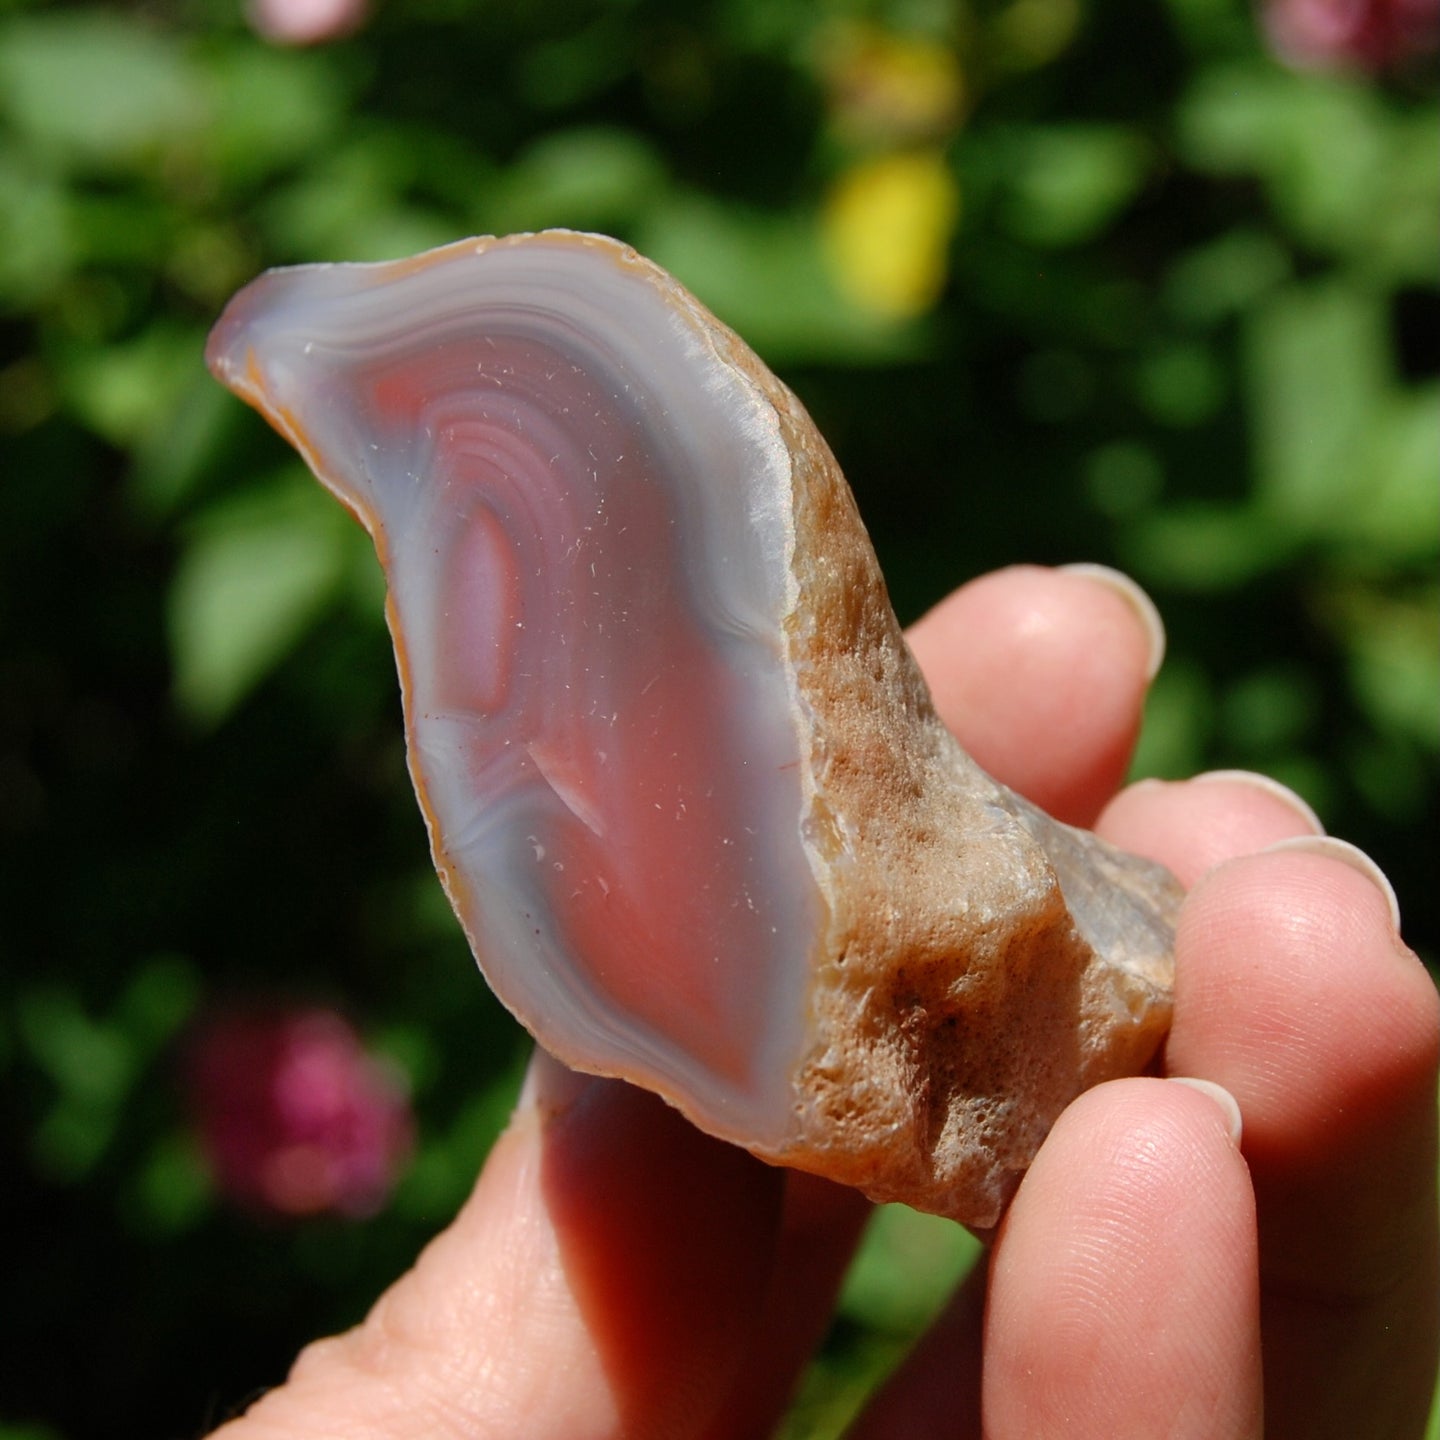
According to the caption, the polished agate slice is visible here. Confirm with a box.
[207,231,1181,1228]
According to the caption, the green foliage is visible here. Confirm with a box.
[168,473,359,725]
[0,0,1435,1434]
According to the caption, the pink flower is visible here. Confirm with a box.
[1263,0,1440,69]
[246,0,368,46]
[189,1006,412,1218]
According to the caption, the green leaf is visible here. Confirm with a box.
[1348,385,1440,562]
[1123,502,1293,591]
[198,44,348,188]
[1340,590,1440,753]
[260,134,459,262]
[638,193,921,365]
[1135,340,1227,428]
[1245,281,1385,541]
[58,325,204,450]
[0,146,73,305]
[0,11,201,170]
[1129,658,1216,781]
[839,1204,980,1333]
[1179,64,1440,282]
[18,989,135,1105]
[1218,664,1319,753]
[486,126,666,234]
[127,1132,213,1235]
[0,1422,64,1440]
[116,954,200,1055]
[1163,228,1292,329]
[998,125,1152,248]
[168,475,352,725]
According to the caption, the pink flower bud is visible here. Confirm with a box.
[246,0,368,46]
[1263,0,1439,69]
[189,1006,412,1218]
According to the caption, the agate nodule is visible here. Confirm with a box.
[206,231,1181,1228]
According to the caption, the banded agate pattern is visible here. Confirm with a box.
[206,234,818,1145]
[209,231,1182,1228]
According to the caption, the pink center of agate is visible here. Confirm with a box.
[387,337,812,1105]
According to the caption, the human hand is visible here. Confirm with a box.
[208,564,1439,1440]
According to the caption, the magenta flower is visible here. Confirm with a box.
[1263,0,1439,69]
[189,1006,412,1218]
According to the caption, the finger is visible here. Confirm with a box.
[1096,769,1325,884]
[847,1080,1260,1439]
[211,1051,789,1440]
[981,1078,1262,1439]
[905,564,1163,826]
[1168,847,1440,1440]
[709,1174,872,1436]
[849,768,1315,1434]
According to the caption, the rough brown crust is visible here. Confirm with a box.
[728,336,1178,1229]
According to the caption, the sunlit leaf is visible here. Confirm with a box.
[1179,64,1439,282]
[260,135,459,262]
[485,126,666,234]
[1129,658,1215,780]
[129,375,237,520]
[1331,586,1440,752]
[1348,385,1440,560]
[997,125,1152,247]
[1163,228,1292,328]
[168,475,352,725]
[839,1203,980,1333]
[1246,281,1382,536]
[1124,502,1293,590]
[58,324,203,450]
[199,44,348,187]
[0,148,73,304]
[640,193,921,364]
[0,11,201,170]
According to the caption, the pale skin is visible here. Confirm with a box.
[210,564,1440,1440]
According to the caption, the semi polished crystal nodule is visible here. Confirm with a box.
[207,231,1181,1228]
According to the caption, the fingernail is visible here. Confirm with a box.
[1191,769,1325,835]
[1168,1077,1244,1146]
[1059,563,1166,680]
[515,1045,597,1123]
[1261,835,1403,932]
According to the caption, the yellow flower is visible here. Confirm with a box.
[822,150,961,319]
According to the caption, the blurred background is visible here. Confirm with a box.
[0,0,1435,1435]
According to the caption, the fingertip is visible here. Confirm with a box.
[906,565,1157,824]
[1168,1076,1244,1147]
[1260,834,1402,933]
[1173,846,1437,1102]
[985,1078,1260,1439]
[1191,769,1325,836]
[1098,770,1324,885]
[1056,562,1166,680]
[1167,846,1438,1432]
[1169,846,1438,1290]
